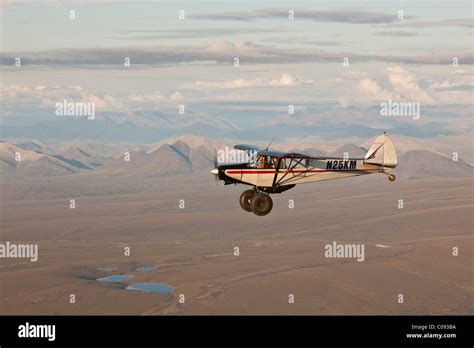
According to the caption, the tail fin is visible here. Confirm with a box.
[364,132,397,167]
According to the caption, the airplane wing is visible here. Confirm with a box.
[234,146,311,158]
[259,150,368,160]
[234,144,263,154]
[235,146,355,160]
[257,150,321,159]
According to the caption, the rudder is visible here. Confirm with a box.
[364,132,397,167]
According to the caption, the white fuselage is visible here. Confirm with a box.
[224,158,391,187]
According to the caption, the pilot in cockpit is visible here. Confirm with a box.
[256,155,273,169]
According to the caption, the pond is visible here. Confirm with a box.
[126,283,174,293]
[97,275,134,283]
[136,266,159,272]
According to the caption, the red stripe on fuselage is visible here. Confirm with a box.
[225,169,379,174]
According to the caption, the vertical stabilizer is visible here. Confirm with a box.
[364,133,397,167]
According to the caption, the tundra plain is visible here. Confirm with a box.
[1,174,472,315]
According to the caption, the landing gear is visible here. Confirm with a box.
[239,189,255,212]
[251,193,273,216]
[382,171,396,182]
[239,190,273,216]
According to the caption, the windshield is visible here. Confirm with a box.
[252,155,287,169]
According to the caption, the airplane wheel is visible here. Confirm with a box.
[239,190,255,212]
[250,193,273,216]
[388,174,396,182]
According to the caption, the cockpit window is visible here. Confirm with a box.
[251,156,290,169]
[273,158,287,169]
[255,155,274,168]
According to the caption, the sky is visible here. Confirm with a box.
[0,0,472,143]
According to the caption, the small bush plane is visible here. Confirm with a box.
[210,132,397,216]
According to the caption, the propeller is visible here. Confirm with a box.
[210,150,219,184]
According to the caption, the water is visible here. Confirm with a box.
[126,283,174,293]
[136,266,159,272]
[97,275,134,283]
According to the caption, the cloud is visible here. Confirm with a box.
[338,66,437,107]
[375,31,417,37]
[399,18,473,28]
[187,78,263,89]
[340,70,369,79]
[431,83,474,91]
[339,66,474,108]
[83,94,123,109]
[0,84,33,99]
[205,41,265,56]
[431,90,473,105]
[269,73,312,86]
[191,8,409,24]
[0,41,315,66]
[358,78,397,100]
[2,41,470,67]
[128,92,166,103]
[184,73,313,89]
[128,91,185,105]
[109,28,289,41]
[1,84,82,102]
[170,91,185,102]
[0,83,124,111]
[427,72,474,104]
[338,76,397,107]
[0,83,190,115]
[386,66,434,103]
[429,71,474,91]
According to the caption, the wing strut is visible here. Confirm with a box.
[275,158,304,186]
[271,158,282,188]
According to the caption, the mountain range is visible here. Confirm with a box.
[1,135,472,181]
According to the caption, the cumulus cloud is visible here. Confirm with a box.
[358,78,397,100]
[269,73,312,86]
[128,91,185,104]
[190,79,263,89]
[84,94,122,109]
[386,66,434,103]
[0,84,32,99]
[1,82,190,111]
[128,91,166,103]
[184,73,313,89]
[1,84,83,103]
[342,66,435,105]
[0,83,124,111]
[339,65,473,107]
[338,76,397,107]
[170,91,185,102]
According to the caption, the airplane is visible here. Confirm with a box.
[210,132,397,216]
